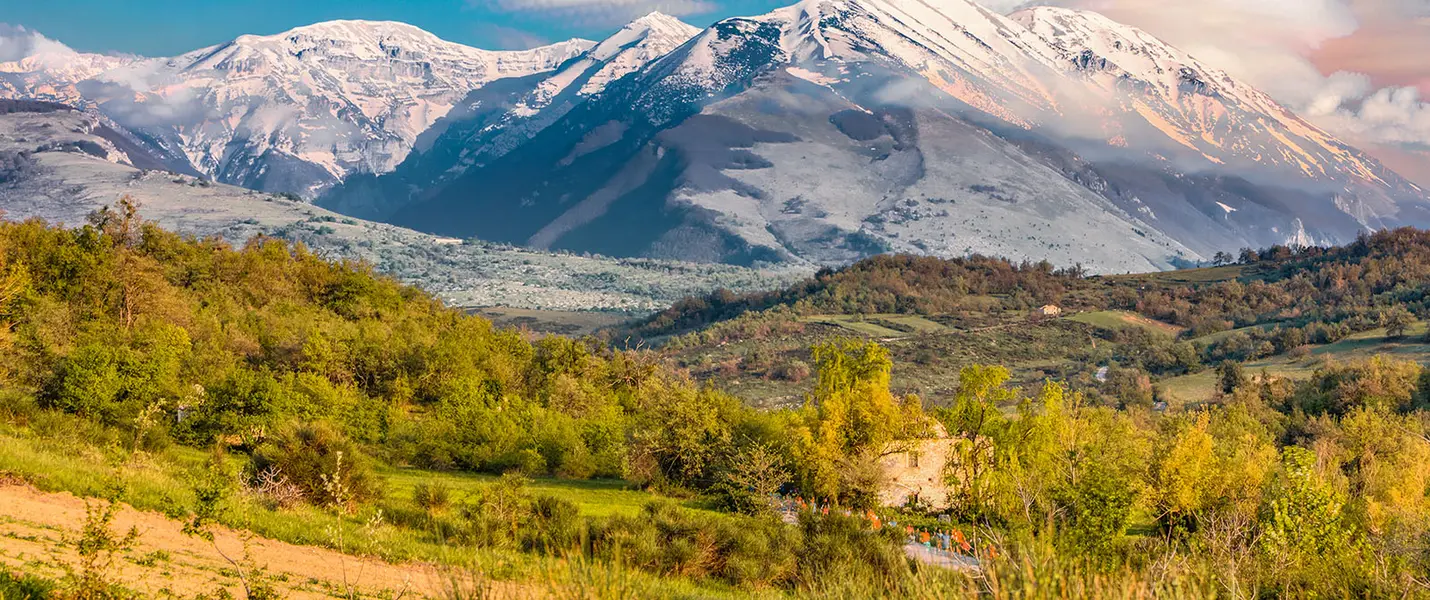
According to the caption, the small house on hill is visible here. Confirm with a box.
[878,425,955,509]
[1037,305,1062,317]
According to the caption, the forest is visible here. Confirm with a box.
[2,202,1430,598]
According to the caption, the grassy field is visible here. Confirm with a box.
[1188,323,1279,344]
[1067,310,1185,338]
[800,315,912,338]
[869,315,951,335]
[378,466,709,519]
[1161,322,1430,406]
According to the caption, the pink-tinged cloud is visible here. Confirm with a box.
[1311,4,1430,96]
[989,0,1430,175]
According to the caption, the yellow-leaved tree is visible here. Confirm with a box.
[792,339,929,506]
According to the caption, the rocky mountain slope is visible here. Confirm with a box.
[0,50,136,106]
[0,101,792,310]
[1011,7,1427,247]
[322,13,702,220]
[381,0,1430,272]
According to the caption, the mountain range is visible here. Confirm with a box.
[0,99,792,311]
[3,0,1429,274]
[3,21,592,197]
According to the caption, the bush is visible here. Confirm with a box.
[412,479,453,515]
[0,569,54,600]
[250,421,381,509]
[524,495,581,553]
[773,360,812,383]
[796,511,910,591]
[0,391,41,425]
[587,500,798,588]
[458,474,580,553]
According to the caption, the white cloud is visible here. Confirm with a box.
[1307,78,1430,149]
[990,0,1430,169]
[0,24,75,64]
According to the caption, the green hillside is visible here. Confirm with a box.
[6,206,1430,598]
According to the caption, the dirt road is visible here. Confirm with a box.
[0,481,476,599]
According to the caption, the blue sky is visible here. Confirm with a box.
[1,0,788,55]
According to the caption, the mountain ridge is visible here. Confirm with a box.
[320,12,703,220]
[3,19,597,197]
[5,2,1430,274]
[380,0,1429,272]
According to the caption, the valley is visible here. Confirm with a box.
[2,192,1430,598]
[3,0,1430,598]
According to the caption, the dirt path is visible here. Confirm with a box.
[0,482,478,599]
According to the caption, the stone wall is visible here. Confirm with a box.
[878,436,955,509]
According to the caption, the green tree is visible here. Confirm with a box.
[626,380,740,489]
[1382,307,1414,339]
[942,365,1016,518]
[1149,413,1219,535]
[716,441,791,515]
[45,343,123,420]
[1218,360,1247,395]
[1261,447,1346,568]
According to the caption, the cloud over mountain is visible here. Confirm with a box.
[0,23,77,64]
[975,0,1430,182]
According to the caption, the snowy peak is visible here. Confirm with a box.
[315,12,704,219]
[656,0,1086,116]
[589,13,701,61]
[627,12,703,42]
[535,13,700,102]
[1014,7,1261,106]
[642,0,1406,193]
[75,20,593,196]
[1012,6,1400,188]
[173,19,593,86]
[0,37,137,106]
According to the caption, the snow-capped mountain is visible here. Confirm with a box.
[1,20,593,197]
[383,0,1430,270]
[0,49,137,106]
[1013,7,1417,193]
[1008,6,1428,249]
[322,12,701,219]
[5,1,1430,272]
[523,12,702,112]
[90,21,592,196]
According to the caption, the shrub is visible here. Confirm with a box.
[0,391,41,426]
[59,501,141,599]
[458,474,580,553]
[795,511,910,591]
[250,421,381,509]
[412,479,453,515]
[587,501,798,588]
[0,570,55,600]
[773,360,812,383]
[524,495,581,553]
